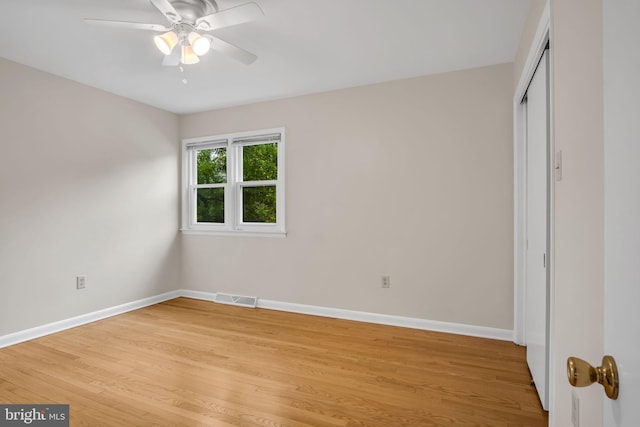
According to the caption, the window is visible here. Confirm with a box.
[182,128,285,236]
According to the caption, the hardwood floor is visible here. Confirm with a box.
[0,298,547,426]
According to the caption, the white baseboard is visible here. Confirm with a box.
[0,289,513,348]
[182,290,513,341]
[181,289,218,302]
[0,290,182,349]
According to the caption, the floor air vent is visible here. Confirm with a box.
[214,293,258,308]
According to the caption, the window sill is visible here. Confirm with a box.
[180,229,287,238]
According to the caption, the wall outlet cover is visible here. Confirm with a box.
[76,276,86,290]
[382,276,391,288]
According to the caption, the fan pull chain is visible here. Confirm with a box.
[179,66,188,84]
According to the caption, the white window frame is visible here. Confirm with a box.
[181,127,286,237]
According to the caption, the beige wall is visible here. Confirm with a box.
[0,58,181,336]
[550,0,604,425]
[514,0,548,89]
[0,58,516,338]
[180,63,515,330]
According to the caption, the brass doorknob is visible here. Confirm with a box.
[567,355,619,400]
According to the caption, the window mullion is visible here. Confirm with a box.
[189,150,197,227]
[194,183,226,189]
[229,141,238,230]
[239,180,278,187]
[237,142,244,186]
[189,185,199,228]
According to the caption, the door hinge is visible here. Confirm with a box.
[543,253,546,268]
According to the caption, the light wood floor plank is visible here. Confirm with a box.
[0,297,547,426]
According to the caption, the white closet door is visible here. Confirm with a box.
[525,49,550,410]
[604,0,640,423]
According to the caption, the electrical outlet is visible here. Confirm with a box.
[571,390,579,427]
[381,276,390,288]
[76,275,86,290]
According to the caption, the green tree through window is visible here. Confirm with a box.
[242,143,278,223]
[196,148,226,223]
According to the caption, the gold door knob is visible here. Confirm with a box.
[567,355,619,400]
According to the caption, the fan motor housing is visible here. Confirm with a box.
[169,0,218,23]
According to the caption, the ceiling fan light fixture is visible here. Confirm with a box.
[181,44,200,65]
[154,31,178,55]
[188,32,211,56]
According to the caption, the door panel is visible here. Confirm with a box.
[603,1,640,424]
[525,50,550,410]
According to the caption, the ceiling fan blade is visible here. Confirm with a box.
[149,0,182,24]
[162,49,181,66]
[84,19,170,31]
[206,36,258,65]
[196,2,264,31]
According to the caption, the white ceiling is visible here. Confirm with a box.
[0,0,530,114]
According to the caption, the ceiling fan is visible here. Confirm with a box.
[85,0,263,66]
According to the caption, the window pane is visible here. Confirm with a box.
[197,148,226,184]
[243,186,276,223]
[243,143,277,181]
[196,188,224,223]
